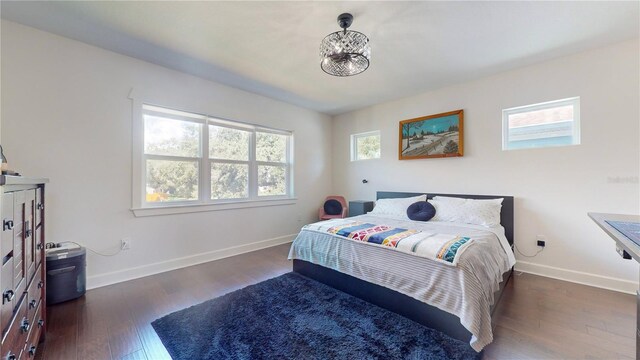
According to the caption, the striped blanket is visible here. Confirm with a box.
[303,219,474,266]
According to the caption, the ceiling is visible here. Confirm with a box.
[2,1,638,115]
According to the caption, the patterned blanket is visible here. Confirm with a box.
[303,220,474,266]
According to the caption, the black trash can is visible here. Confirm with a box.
[46,245,86,305]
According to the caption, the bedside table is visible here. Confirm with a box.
[349,200,374,217]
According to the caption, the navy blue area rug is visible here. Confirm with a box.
[151,272,479,360]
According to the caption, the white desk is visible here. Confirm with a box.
[589,212,640,360]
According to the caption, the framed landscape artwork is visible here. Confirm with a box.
[399,109,464,160]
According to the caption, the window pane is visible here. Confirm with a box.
[355,134,380,160]
[256,132,287,162]
[146,159,198,202]
[209,125,250,161]
[508,105,573,128]
[144,115,200,157]
[211,163,248,199]
[504,98,579,150]
[258,165,286,196]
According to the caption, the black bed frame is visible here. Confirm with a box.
[293,191,514,345]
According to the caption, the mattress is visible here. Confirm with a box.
[287,214,514,351]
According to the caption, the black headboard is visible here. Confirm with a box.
[376,191,514,246]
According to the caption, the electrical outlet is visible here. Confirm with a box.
[121,238,131,250]
[536,235,546,247]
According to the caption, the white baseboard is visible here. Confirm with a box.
[515,260,637,295]
[86,234,296,290]
[87,239,637,294]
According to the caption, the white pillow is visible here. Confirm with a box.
[430,196,503,227]
[369,195,427,219]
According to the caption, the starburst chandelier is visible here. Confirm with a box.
[320,13,371,77]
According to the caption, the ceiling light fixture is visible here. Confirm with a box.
[320,13,371,77]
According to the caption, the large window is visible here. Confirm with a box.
[141,104,293,207]
[502,97,580,150]
[351,130,381,161]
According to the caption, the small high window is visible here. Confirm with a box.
[351,131,381,161]
[502,97,580,150]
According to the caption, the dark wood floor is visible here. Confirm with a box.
[35,243,635,360]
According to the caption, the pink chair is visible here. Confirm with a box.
[319,196,348,220]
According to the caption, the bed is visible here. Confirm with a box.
[288,191,515,352]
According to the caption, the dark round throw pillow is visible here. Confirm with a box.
[324,199,343,216]
[407,201,436,221]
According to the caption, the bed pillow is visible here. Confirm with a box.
[406,201,436,221]
[323,199,343,215]
[430,196,503,227]
[369,194,427,219]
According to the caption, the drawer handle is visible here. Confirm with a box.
[37,203,44,211]
[2,290,14,304]
[28,345,37,357]
[48,266,75,276]
[2,220,13,231]
[25,228,32,238]
[29,299,37,309]
[37,281,44,289]
[36,243,43,251]
[38,319,44,328]
[5,352,16,360]
[20,318,29,333]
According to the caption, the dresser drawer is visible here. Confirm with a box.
[1,344,19,360]
[26,268,42,323]
[1,295,27,360]
[1,193,14,260]
[24,302,41,359]
[0,258,14,334]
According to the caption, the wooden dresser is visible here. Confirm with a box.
[0,176,48,360]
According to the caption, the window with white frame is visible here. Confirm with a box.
[351,130,381,161]
[141,104,293,207]
[502,97,580,150]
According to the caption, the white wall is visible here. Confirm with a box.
[0,21,333,288]
[333,40,640,293]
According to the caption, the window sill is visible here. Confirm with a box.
[131,198,297,217]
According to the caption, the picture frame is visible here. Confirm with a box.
[398,109,464,160]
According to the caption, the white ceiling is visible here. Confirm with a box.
[2,1,638,115]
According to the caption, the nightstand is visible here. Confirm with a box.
[349,200,374,217]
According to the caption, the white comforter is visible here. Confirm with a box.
[287,214,514,351]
